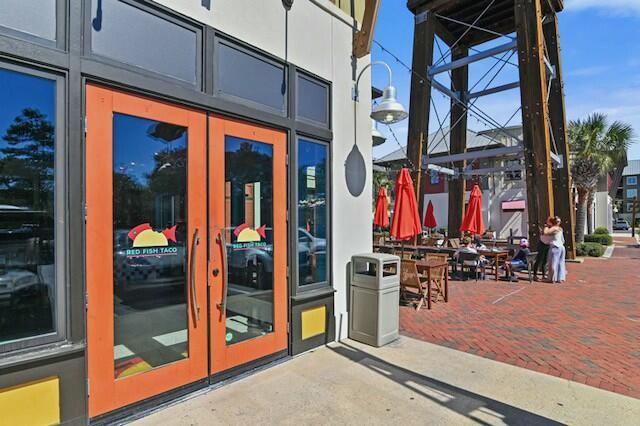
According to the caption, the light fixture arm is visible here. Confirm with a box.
[353,61,393,102]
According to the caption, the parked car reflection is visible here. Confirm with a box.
[225,227,326,289]
[0,206,54,342]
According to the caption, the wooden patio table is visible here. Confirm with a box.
[478,249,509,281]
[415,259,449,309]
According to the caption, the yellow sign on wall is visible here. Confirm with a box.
[301,305,326,340]
[0,377,60,426]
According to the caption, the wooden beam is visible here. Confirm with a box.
[407,8,436,221]
[544,13,576,259]
[515,0,555,249]
[448,45,469,238]
[353,0,381,58]
[407,0,454,13]
[432,15,458,46]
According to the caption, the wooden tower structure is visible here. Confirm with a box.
[406,0,576,258]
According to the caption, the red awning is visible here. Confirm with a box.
[502,200,525,210]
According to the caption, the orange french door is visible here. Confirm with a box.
[208,116,288,374]
[86,85,208,417]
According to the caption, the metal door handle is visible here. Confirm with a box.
[190,228,200,321]
[216,230,228,316]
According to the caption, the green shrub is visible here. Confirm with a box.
[584,234,613,246]
[576,242,605,257]
[593,227,610,235]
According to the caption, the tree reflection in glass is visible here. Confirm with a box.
[112,114,189,379]
[0,68,56,347]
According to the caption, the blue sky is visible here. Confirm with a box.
[371,1,640,161]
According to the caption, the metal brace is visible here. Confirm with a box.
[415,10,430,25]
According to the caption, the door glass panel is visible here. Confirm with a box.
[224,136,274,345]
[113,113,189,379]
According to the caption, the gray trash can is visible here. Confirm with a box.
[349,253,400,347]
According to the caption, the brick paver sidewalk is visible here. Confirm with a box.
[400,236,640,399]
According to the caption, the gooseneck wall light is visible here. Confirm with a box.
[346,61,407,197]
[353,61,409,125]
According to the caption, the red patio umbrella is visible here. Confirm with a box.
[373,187,389,229]
[423,200,437,229]
[460,184,485,236]
[390,168,422,241]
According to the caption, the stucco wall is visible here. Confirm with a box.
[594,191,613,233]
[155,0,373,341]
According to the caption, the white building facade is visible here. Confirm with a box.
[0,0,374,423]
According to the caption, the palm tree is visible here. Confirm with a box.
[568,113,633,243]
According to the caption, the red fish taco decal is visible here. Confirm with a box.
[128,223,177,247]
[233,223,266,243]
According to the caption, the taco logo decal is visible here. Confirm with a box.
[125,223,179,257]
[232,223,268,250]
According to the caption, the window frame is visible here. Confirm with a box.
[626,176,638,186]
[0,0,66,50]
[213,36,289,117]
[626,188,638,199]
[291,136,331,295]
[84,0,204,89]
[295,70,331,129]
[0,61,68,354]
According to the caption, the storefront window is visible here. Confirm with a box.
[296,74,329,126]
[215,39,287,114]
[0,67,57,349]
[90,0,199,84]
[112,114,189,378]
[0,0,56,41]
[297,139,328,287]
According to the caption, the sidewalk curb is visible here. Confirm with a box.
[602,245,615,259]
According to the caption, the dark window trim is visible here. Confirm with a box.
[213,35,288,117]
[291,136,332,296]
[0,60,68,355]
[0,0,66,51]
[83,0,204,89]
[294,70,331,129]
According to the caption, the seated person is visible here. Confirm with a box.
[472,235,488,250]
[454,237,487,279]
[504,238,531,282]
[454,236,477,257]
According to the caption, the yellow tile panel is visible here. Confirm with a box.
[301,306,326,340]
[0,376,60,426]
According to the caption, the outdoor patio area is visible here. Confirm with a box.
[399,235,640,399]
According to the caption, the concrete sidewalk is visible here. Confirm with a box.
[132,337,639,425]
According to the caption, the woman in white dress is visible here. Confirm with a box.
[543,216,566,283]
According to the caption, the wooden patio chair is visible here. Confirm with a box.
[426,253,448,263]
[423,237,439,247]
[399,259,430,310]
[456,251,484,281]
[448,238,461,249]
[429,263,447,303]
[393,248,412,260]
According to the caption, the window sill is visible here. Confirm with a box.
[292,286,336,302]
[0,341,85,371]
